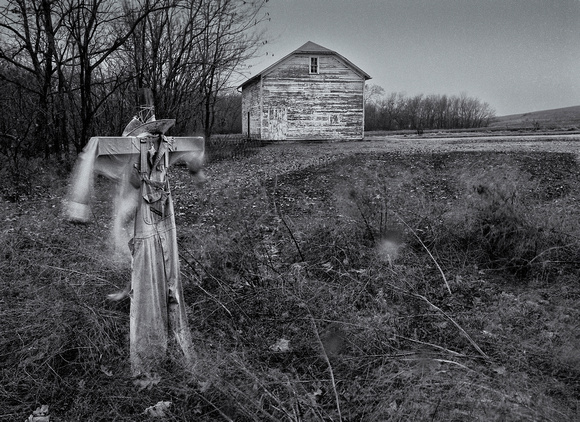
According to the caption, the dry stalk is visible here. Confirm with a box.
[179,248,235,318]
[379,276,488,360]
[394,212,452,295]
[527,243,575,265]
[432,358,470,370]
[281,215,305,262]
[393,334,466,357]
[308,313,343,422]
[231,357,295,421]
[355,201,376,243]
[193,392,235,422]
[414,292,488,359]
[42,264,114,285]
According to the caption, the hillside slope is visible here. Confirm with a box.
[491,105,580,129]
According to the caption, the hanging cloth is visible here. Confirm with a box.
[129,133,195,376]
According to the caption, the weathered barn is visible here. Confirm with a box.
[239,41,371,141]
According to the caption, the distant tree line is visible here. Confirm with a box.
[364,85,496,131]
[0,0,267,166]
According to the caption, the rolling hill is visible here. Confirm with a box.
[490,105,580,130]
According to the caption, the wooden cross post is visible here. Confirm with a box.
[67,92,204,378]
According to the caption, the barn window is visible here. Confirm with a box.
[309,57,319,74]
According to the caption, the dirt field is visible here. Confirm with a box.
[200,133,580,192]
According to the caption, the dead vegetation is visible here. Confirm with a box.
[1,140,579,421]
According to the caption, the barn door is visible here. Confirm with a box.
[268,107,287,140]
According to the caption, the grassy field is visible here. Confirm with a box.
[489,105,580,130]
[1,136,580,421]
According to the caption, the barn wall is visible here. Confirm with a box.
[260,54,365,140]
[241,79,262,138]
[267,54,361,82]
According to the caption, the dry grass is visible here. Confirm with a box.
[1,144,579,421]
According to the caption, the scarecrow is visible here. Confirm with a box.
[66,89,204,378]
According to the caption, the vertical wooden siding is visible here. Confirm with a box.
[242,53,366,141]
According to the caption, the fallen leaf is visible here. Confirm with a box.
[26,405,49,422]
[100,365,113,377]
[198,380,211,393]
[133,372,161,390]
[492,366,507,375]
[307,387,323,405]
[143,401,171,418]
[269,338,290,352]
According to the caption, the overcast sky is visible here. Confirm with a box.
[241,0,580,116]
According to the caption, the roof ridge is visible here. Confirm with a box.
[294,41,334,53]
[238,41,371,89]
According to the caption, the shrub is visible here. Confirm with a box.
[204,135,265,163]
[469,183,541,275]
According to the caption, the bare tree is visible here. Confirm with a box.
[363,87,495,131]
[61,0,174,149]
[0,0,268,167]
[195,0,269,138]
[122,0,268,138]
[364,83,385,106]
[212,90,242,133]
[0,0,173,155]
[0,0,64,157]
[123,0,206,132]
[0,74,39,196]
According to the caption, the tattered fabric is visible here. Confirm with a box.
[65,134,199,376]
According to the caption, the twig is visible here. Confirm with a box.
[193,279,233,318]
[42,265,114,285]
[432,359,470,370]
[414,292,488,359]
[280,215,305,262]
[394,334,466,357]
[527,243,576,265]
[377,277,488,360]
[394,212,452,294]
[309,314,343,422]
[230,362,293,421]
[355,201,375,243]
[193,391,235,422]
[178,248,234,318]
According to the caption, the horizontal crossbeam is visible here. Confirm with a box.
[92,136,204,156]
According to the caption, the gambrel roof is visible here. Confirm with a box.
[238,41,371,90]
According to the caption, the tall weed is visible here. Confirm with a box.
[2,149,579,420]
[454,175,575,279]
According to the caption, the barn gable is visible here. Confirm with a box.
[240,41,371,141]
